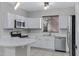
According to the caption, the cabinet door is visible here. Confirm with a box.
[40,37,54,50]
[16,15,22,20]
[59,16,68,28]
[21,17,28,28]
[28,18,40,28]
[31,37,54,50]
[34,18,41,28]
[31,39,42,48]
[20,16,25,28]
[25,18,28,28]
[7,13,16,28]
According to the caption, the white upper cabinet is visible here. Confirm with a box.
[21,16,28,28]
[16,15,22,20]
[25,18,28,28]
[27,18,41,29]
[6,13,16,28]
[59,16,68,28]
[4,13,41,29]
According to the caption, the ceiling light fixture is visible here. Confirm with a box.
[44,2,49,10]
[14,2,20,10]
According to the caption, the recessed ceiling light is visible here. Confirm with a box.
[44,5,49,10]
[14,2,20,10]
[44,2,49,10]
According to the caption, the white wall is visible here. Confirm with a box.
[28,7,75,18]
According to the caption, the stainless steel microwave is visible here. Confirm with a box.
[14,20,25,28]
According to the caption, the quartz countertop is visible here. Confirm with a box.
[0,37,36,47]
[54,33,67,37]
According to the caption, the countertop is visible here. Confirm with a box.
[54,33,67,37]
[0,37,36,47]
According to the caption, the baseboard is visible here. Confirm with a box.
[55,50,66,53]
[31,47,54,51]
[31,47,67,53]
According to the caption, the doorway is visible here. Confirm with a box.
[68,15,76,56]
[69,15,76,56]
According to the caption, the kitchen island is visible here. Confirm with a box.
[0,37,36,56]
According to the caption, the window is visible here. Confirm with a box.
[42,16,59,33]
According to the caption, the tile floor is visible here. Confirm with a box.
[31,47,69,56]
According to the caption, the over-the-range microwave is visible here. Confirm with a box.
[14,20,25,28]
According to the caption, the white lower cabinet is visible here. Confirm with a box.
[31,37,55,50]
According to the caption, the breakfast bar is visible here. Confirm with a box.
[0,37,36,56]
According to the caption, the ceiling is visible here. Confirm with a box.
[9,2,75,12]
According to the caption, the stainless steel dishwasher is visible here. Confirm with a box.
[54,36,66,52]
